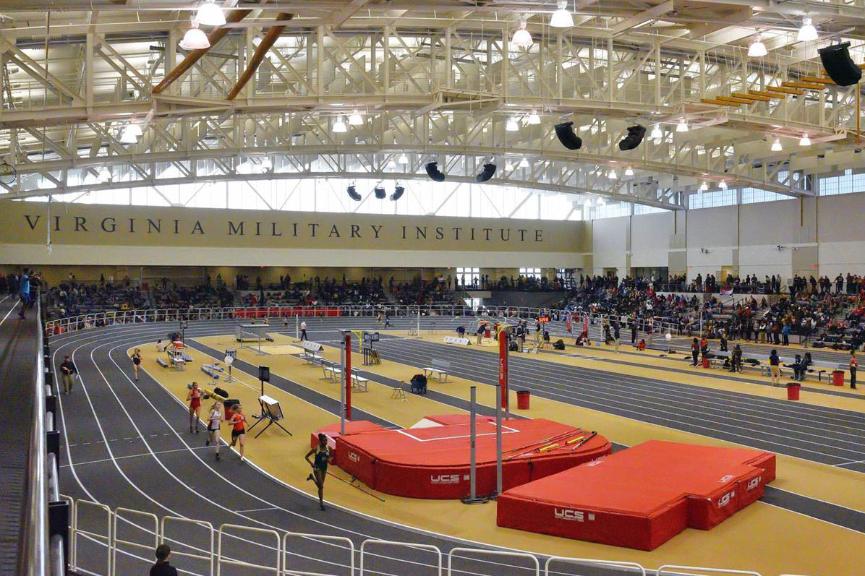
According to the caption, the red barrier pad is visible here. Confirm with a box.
[334,415,611,499]
[497,441,776,550]
[311,421,386,450]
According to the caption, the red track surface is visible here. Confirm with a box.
[497,440,776,550]
[331,415,611,499]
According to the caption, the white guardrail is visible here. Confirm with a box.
[62,497,808,576]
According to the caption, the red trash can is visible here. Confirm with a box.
[485,329,491,338]
[702,356,710,369]
[832,370,845,387]
[517,390,531,410]
[786,382,800,401]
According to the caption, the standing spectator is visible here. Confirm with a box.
[17,269,30,319]
[769,349,781,386]
[850,350,858,390]
[630,320,637,345]
[781,322,791,346]
[150,544,178,576]
[690,338,700,366]
[60,355,77,395]
[730,344,742,373]
[300,320,308,341]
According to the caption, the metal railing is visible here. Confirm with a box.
[61,497,808,576]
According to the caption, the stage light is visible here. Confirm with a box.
[719,180,728,190]
[425,161,446,182]
[120,123,142,144]
[348,111,364,126]
[333,116,348,133]
[798,17,818,42]
[651,124,663,140]
[550,0,574,28]
[624,166,634,177]
[554,121,583,150]
[373,184,386,199]
[397,153,408,165]
[180,23,210,50]
[390,184,405,201]
[195,0,225,27]
[676,118,689,133]
[771,137,783,151]
[475,163,497,183]
[347,185,362,201]
[799,133,811,147]
[618,124,646,151]
[512,18,533,48]
[526,111,541,125]
[608,168,618,180]
[518,157,530,169]
[506,117,520,132]
[748,35,767,58]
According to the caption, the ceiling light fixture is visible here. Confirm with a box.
[676,118,689,133]
[511,17,533,48]
[597,196,606,206]
[799,133,811,146]
[195,0,226,27]
[798,16,818,42]
[698,181,708,192]
[332,116,348,133]
[506,117,520,132]
[624,166,634,177]
[748,34,768,58]
[179,22,210,50]
[608,168,618,180]
[119,122,142,144]
[550,1,574,28]
[97,167,111,183]
[348,111,364,126]
[719,180,728,190]
[397,153,408,165]
[526,111,541,125]
[518,157,530,169]
[651,124,663,140]
[771,137,783,152]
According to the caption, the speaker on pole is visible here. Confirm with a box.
[818,43,862,86]
[259,366,270,382]
[554,121,583,150]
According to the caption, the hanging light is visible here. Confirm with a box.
[624,166,634,177]
[259,157,272,173]
[698,181,708,192]
[719,180,728,190]
[505,161,514,171]
[797,16,818,42]
[526,111,541,125]
[650,124,663,140]
[332,116,348,133]
[518,157,530,168]
[771,137,783,152]
[195,0,226,27]
[397,153,409,165]
[550,0,574,28]
[597,196,606,206]
[608,168,618,180]
[511,17,533,49]
[799,133,811,146]
[180,23,210,50]
[676,118,689,133]
[506,117,520,132]
[120,122,142,144]
[97,167,111,183]
[348,111,364,126]
[748,34,768,58]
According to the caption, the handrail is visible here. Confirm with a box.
[21,292,50,576]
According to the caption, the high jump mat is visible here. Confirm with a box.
[331,414,611,499]
[496,440,776,550]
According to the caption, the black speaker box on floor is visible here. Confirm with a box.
[818,43,862,86]
[554,121,583,150]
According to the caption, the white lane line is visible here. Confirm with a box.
[61,446,210,467]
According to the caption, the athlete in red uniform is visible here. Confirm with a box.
[229,404,247,462]
[186,382,203,434]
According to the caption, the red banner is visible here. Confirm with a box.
[499,329,509,411]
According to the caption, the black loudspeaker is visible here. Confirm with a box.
[475,163,497,183]
[554,121,583,150]
[390,185,405,201]
[425,161,446,182]
[373,185,386,199]
[347,185,362,201]
[818,43,862,86]
[259,366,270,382]
[213,387,228,398]
[618,125,646,151]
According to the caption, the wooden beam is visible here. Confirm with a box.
[227,13,293,101]
[700,98,740,107]
[152,9,251,95]
[716,95,753,105]
[733,91,770,101]
[748,89,787,100]
[800,75,836,85]
[765,86,804,96]
[782,81,825,91]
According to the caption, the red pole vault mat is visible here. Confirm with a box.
[496,440,776,550]
[332,415,611,499]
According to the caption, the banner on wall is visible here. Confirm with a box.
[0,202,582,254]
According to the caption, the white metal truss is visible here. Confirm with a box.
[0,1,863,208]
